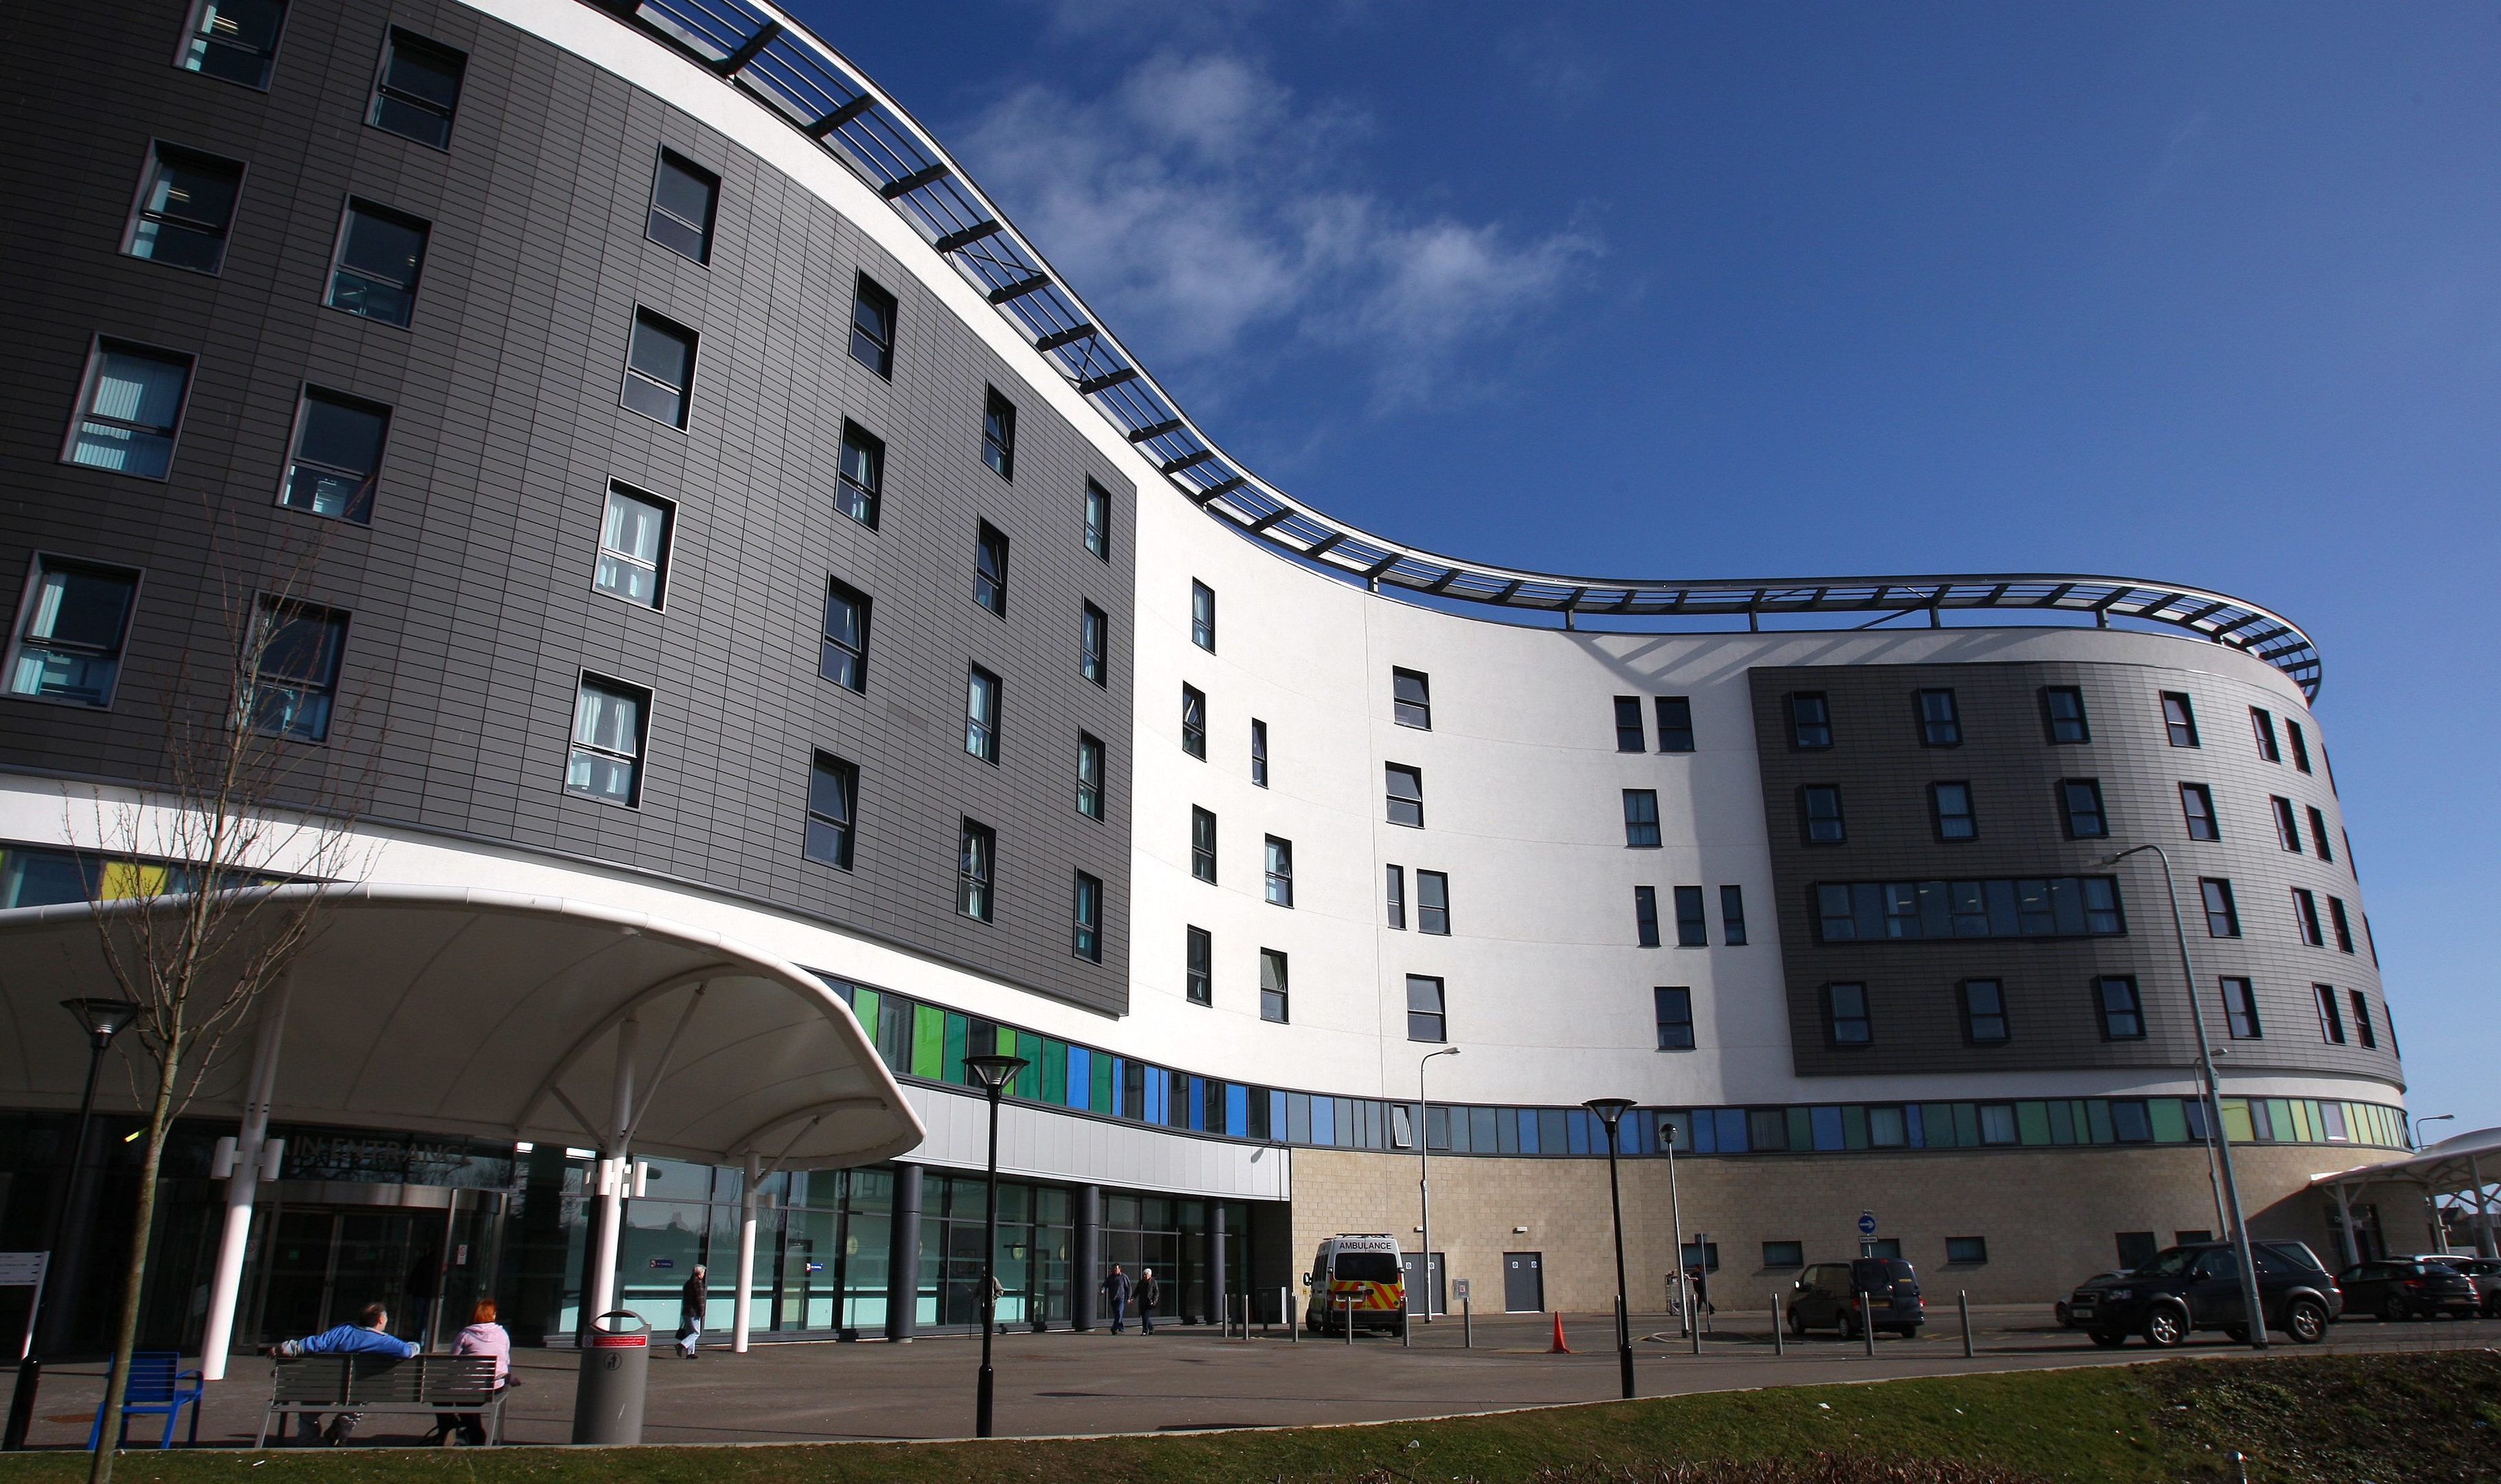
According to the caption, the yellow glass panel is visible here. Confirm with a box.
[97,862,166,900]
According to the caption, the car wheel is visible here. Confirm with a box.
[2142,1302,2189,1349]
[2088,1328,2127,1349]
[2379,1296,2408,1323]
[1841,1310,1861,1340]
[1788,1308,1808,1338]
[2285,1298,2329,1344]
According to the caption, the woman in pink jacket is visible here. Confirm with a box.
[435,1299,511,1446]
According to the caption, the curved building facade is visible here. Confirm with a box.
[0,0,2417,1353]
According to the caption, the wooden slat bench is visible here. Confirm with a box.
[257,1354,506,1447]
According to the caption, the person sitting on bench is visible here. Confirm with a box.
[271,1302,418,1443]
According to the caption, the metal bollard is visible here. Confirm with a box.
[1691,1292,1702,1356]
[1402,1301,1411,1347]
[1288,1286,1298,1344]
[1463,1295,1472,1349]
[1859,1292,1876,1356]
[1772,1294,1784,1356]
[1343,1295,1356,1345]
[1959,1290,1973,1358]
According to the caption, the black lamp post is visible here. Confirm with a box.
[1584,1097,1637,1401]
[963,1053,1029,1439]
[3,998,142,1453]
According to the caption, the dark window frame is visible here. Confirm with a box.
[2059,778,2108,840]
[2271,796,2302,853]
[1185,925,1212,1005]
[1076,732,1106,822]
[803,752,858,870]
[2291,887,2324,947]
[1250,717,1268,787]
[963,664,1001,764]
[620,306,697,429]
[1416,870,1449,936]
[1655,695,1695,752]
[2199,877,2240,938]
[1190,580,1216,652]
[1789,690,1832,750]
[2250,706,2281,763]
[1673,885,1708,947]
[1180,684,1207,759]
[1189,807,1216,884]
[2219,976,2261,1039]
[2326,895,2354,954]
[1634,885,1660,947]
[1071,871,1103,963]
[1392,667,1432,729]
[124,140,245,275]
[243,596,347,743]
[592,481,673,609]
[2306,805,2332,862]
[278,385,391,525]
[1386,864,1406,930]
[2313,982,2344,1044]
[1259,947,1289,1024]
[1960,978,2009,1045]
[324,196,430,328]
[2286,718,2312,774]
[2161,691,2199,747]
[2041,686,2089,744]
[1929,780,1977,842]
[835,420,883,528]
[2095,975,2146,1041]
[1800,784,1844,844]
[1080,603,1108,686]
[63,337,195,481]
[1385,763,1424,828]
[2179,783,2219,841]
[1719,884,1748,946]
[1624,789,1662,848]
[366,27,467,150]
[818,576,870,692]
[177,0,289,89]
[1824,982,1872,1047]
[1915,688,1962,746]
[3,554,144,710]
[1263,835,1293,908]
[956,818,996,923]
[565,672,651,808]
[1613,695,1646,752]
[975,522,1009,617]
[1083,479,1112,561]
[981,386,1016,480]
[2348,988,2375,1049]
[1655,986,1696,1051]
[848,273,896,378]
[1406,974,1447,1044]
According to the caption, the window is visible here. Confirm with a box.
[1185,926,1212,1005]
[1674,886,1707,947]
[1084,480,1111,561]
[975,524,1009,616]
[1613,696,1645,752]
[5,559,138,707]
[2307,807,2332,862]
[819,578,869,691]
[2219,977,2260,1039]
[1623,789,1661,846]
[1762,1241,1805,1270]
[368,30,464,148]
[584,483,673,606]
[1190,807,1216,883]
[1072,873,1102,963]
[1961,979,2008,1044]
[1076,734,1105,821]
[1916,688,1961,745]
[180,0,287,88]
[1387,866,1407,930]
[2096,976,2145,1040]
[2179,783,2219,840]
[1945,1237,1989,1266]
[1825,983,1871,1046]
[1392,667,1431,728]
[963,666,1000,763]
[1633,886,1659,947]
[2199,878,2240,937]
[1250,719,1268,787]
[2250,706,2280,763]
[803,753,857,868]
[126,143,242,273]
[981,387,1016,480]
[848,274,896,377]
[245,598,346,741]
[2271,796,2301,852]
[326,199,428,327]
[835,422,882,528]
[1719,885,1747,946]
[2326,896,2354,953]
[1655,695,1694,752]
[1191,581,1216,651]
[1800,785,1843,844]
[1406,976,1446,1042]
[1180,684,1206,759]
[1815,876,2123,941]
[2348,989,2375,1049]
[2287,719,2311,774]
[956,820,995,922]
[1259,949,1289,1023]
[1385,763,1424,827]
[1655,987,1695,1050]
[566,676,648,805]
[1790,691,1832,748]
[1978,1105,2019,1145]
[1417,870,1449,935]
[280,388,388,523]
[621,308,696,427]
[1930,782,1976,841]
[2161,691,2199,747]
[1080,604,1108,686]
[2060,778,2107,840]
[2041,686,2089,743]
[67,341,192,478]
[2291,888,2324,947]
[2313,983,2344,1044]
[1263,836,1292,908]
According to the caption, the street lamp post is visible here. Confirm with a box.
[3,998,142,1453]
[1415,1047,1459,1320]
[2416,1116,2457,1252]
[1661,1120,1687,1335]
[2105,843,2266,1351]
[962,1053,1029,1440]
[1584,1098,1637,1400]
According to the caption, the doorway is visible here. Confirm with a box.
[247,1193,502,1352]
[1502,1251,1544,1313]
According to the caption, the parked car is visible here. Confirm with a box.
[1788,1257,1922,1338]
[2074,1241,2340,1347]
[2337,1259,2481,1321]
[2056,1271,2129,1329]
[2402,1255,2501,1317]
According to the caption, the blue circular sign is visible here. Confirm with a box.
[1857,1212,1877,1237]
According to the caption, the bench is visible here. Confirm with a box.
[256,1354,507,1448]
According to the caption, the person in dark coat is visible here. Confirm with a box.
[1138,1268,1161,1334]
[677,1264,708,1358]
[1100,1264,1130,1334]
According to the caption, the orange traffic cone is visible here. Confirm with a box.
[1549,1311,1572,1353]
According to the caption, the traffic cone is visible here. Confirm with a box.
[1549,1311,1572,1353]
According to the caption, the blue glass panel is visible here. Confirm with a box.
[1810,1106,1845,1151]
[1226,1083,1248,1137]
[1715,1108,1749,1152]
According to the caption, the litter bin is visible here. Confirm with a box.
[572,1310,650,1444]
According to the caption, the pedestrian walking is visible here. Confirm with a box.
[987,1272,1007,1334]
[1139,1267,1160,1335]
[677,1264,709,1358]
[1101,1263,1130,1334]
[269,1302,416,1443]
[431,1298,511,1446]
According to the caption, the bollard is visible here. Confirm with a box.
[1771,1294,1784,1356]
[1343,1295,1356,1345]
[1859,1292,1876,1356]
[1958,1290,1973,1358]
[1402,1301,1411,1347]
[1463,1295,1472,1349]
[1287,1286,1297,1344]
[571,1310,651,1445]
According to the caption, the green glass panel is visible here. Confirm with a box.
[1920,1103,1956,1148]
[851,987,879,1035]
[2085,1101,2114,1144]
[1786,1107,1813,1151]
[1841,1104,1868,1150]
[2047,1101,2075,1145]
[943,1013,969,1083]
[2265,1099,2295,1141]
[1952,1103,1980,1147]
[1091,1052,1113,1112]
[910,1004,942,1079]
[1042,1039,1066,1104]
[2148,1098,2189,1143]
[2016,1101,2052,1146]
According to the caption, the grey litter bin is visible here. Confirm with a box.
[572,1310,651,1444]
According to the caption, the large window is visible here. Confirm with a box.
[1961,979,2008,1044]
[1080,604,1107,686]
[1825,983,1871,1046]
[981,387,1016,480]
[368,29,464,148]
[1259,949,1289,1023]
[2250,706,2280,763]
[67,340,192,478]
[1674,885,1707,947]
[1250,719,1268,787]
[975,524,1009,617]
[2272,796,2302,852]
[126,143,242,273]
[1790,691,1832,748]
[1655,695,1694,752]
[1189,807,1216,884]
[2059,778,2107,840]
[180,0,287,88]
[1915,688,1961,745]
[2041,686,2089,743]
[1634,885,1659,947]
[1084,480,1111,561]
[591,483,671,606]
[326,199,428,326]
[1072,873,1102,963]
[5,559,139,708]
[644,149,718,263]
[1930,781,1976,841]
[1076,734,1105,820]
[1655,987,1696,1050]
[1385,764,1424,827]
[1191,581,1216,652]
[849,275,896,377]
[1179,684,1207,759]
[1417,870,1449,935]
[819,578,869,691]
[2307,807,2332,862]
[956,819,995,922]
[566,675,648,805]
[1264,836,1293,908]
[1719,885,1747,946]
[279,389,389,524]
[2313,983,2344,1044]
[2219,977,2260,1039]
[1624,789,1661,847]
[1613,696,1645,752]
[245,598,346,741]
[2160,691,2199,747]
[1387,865,1406,930]
[2291,888,2324,947]
[1406,976,1446,1043]
[1800,785,1844,844]
[963,666,1000,763]
[622,308,696,427]
[2199,877,2240,938]
[2327,896,2354,954]
[2096,976,2145,1040]
[1816,876,2123,941]
[1185,926,1211,1005]
[2179,783,2219,840]
[804,753,857,868]
[835,422,882,528]
[1392,667,1431,728]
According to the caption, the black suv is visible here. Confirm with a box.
[2074,1241,2340,1347]
[1788,1257,1923,1338]
[2336,1259,2481,1321]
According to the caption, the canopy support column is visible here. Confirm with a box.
[201,974,291,1382]
[2331,1179,2359,1268]
[2472,1154,2494,1260]
[588,1015,638,1328]
[734,1151,761,1353]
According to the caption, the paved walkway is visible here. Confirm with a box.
[17,1309,2500,1450]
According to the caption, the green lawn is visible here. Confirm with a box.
[5,1351,2495,1484]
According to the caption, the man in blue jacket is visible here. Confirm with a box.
[273,1303,418,1443]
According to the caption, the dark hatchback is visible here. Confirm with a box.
[2074,1241,2341,1347]
[2335,1259,2482,1321]
[1788,1257,1923,1338]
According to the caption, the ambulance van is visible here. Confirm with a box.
[1303,1233,1407,1334]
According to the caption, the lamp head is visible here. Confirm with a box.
[62,998,142,1045]
[961,1053,1029,1094]
[1584,1097,1636,1129]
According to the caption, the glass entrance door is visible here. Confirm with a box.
[247,1203,477,1350]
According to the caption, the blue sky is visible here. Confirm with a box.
[805,1,2501,1138]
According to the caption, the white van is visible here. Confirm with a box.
[1303,1233,1406,1334]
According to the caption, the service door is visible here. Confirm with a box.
[1503,1251,1544,1313]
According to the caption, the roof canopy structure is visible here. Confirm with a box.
[2308,1126,2501,1201]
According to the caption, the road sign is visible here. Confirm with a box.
[1451,1277,1471,1304]
[1857,1211,1878,1237]
[0,1254,45,1288]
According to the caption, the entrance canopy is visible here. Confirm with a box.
[2307,1127,2501,1200]
[0,884,924,1168]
